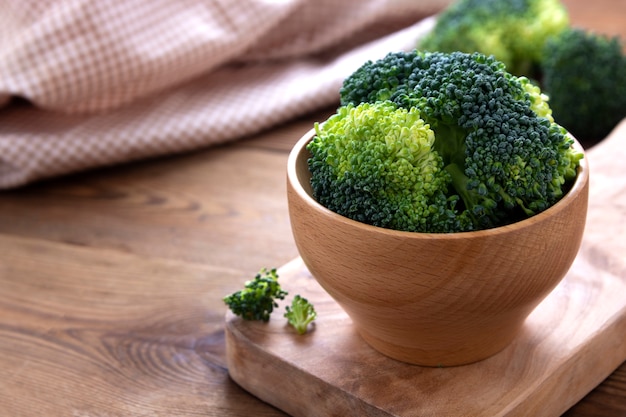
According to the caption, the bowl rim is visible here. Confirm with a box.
[287,127,589,240]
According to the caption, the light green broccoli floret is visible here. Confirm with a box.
[284,295,317,335]
[312,50,582,233]
[308,100,468,233]
[419,0,569,77]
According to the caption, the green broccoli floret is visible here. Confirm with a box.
[541,28,626,144]
[223,268,287,322]
[311,50,582,233]
[308,101,468,233]
[284,295,317,335]
[418,0,569,77]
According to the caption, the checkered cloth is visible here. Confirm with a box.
[0,0,448,189]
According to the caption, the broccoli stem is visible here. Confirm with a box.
[444,162,475,213]
[431,123,467,169]
[445,162,534,225]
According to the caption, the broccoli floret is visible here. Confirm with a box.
[339,52,430,108]
[284,295,317,335]
[541,28,626,144]
[223,268,287,322]
[311,50,582,233]
[418,0,569,77]
[308,101,469,233]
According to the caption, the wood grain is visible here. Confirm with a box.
[227,247,626,417]
[0,141,302,273]
[0,234,272,416]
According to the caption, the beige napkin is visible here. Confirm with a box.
[0,0,449,189]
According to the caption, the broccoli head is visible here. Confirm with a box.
[223,268,287,322]
[541,28,626,144]
[418,0,569,77]
[311,51,582,233]
[284,295,317,335]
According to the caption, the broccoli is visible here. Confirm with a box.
[284,295,317,335]
[309,101,468,232]
[310,51,582,233]
[541,28,626,145]
[418,0,569,77]
[223,268,287,322]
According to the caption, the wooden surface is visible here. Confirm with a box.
[0,1,625,416]
[226,235,626,417]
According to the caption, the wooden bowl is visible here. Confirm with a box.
[286,128,589,366]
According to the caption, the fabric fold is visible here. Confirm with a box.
[0,0,447,189]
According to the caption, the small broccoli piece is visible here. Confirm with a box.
[223,268,287,322]
[284,295,317,335]
[313,50,582,233]
[541,28,626,144]
[419,0,569,77]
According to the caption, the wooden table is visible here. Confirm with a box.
[1,1,624,415]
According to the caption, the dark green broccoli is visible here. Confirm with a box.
[541,28,626,145]
[310,51,583,233]
[284,295,317,335]
[223,268,287,322]
[418,0,569,77]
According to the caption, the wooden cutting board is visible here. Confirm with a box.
[225,120,626,417]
